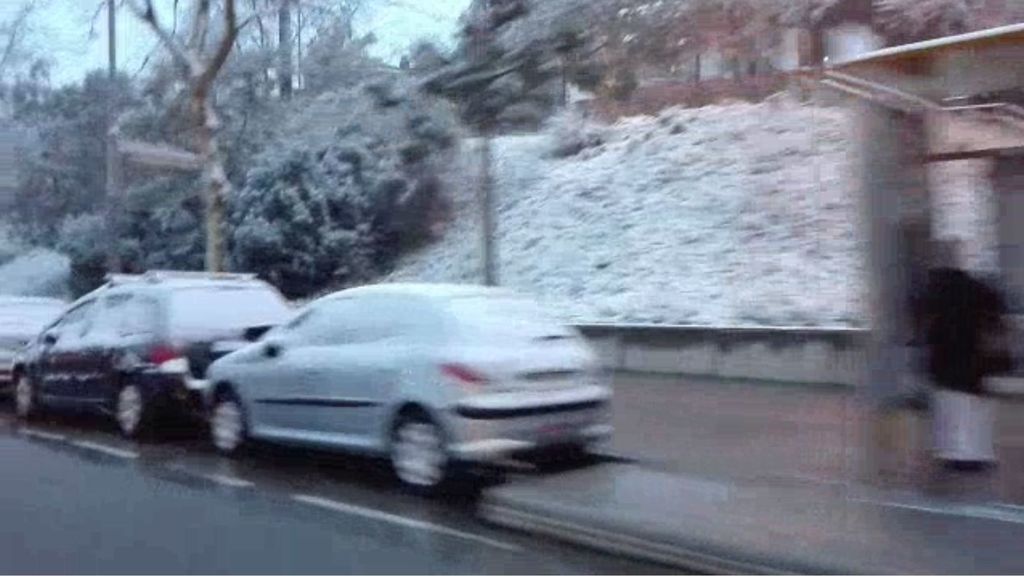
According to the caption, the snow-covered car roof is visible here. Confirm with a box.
[328,283,517,300]
[0,296,66,306]
[0,296,66,338]
[78,272,280,303]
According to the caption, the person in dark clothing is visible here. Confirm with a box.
[923,266,985,394]
[920,240,1011,469]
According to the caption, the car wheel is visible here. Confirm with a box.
[116,384,150,439]
[210,392,247,456]
[14,374,36,420]
[391,412,451,494]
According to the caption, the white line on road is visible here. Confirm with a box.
[855,497,1024,526]
[292,494,522,552]
[163,463,256,489]
[203,473,255,489]
[19,429,67,442]
[69,440,139,460]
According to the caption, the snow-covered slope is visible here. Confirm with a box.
[389,99,993,327]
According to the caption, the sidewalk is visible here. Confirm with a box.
[482,463,1024,574]
[607,373,1024,500]
[481,374,1024,573]
[607,374,860,485]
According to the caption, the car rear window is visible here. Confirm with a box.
[445,296,576,342]
[167,285,292,339]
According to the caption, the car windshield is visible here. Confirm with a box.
[168,286,292,339]
[445,295,575,342]
[0,301,64,337]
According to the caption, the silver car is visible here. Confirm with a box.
[0,296,65,395]
[206,283,612,491]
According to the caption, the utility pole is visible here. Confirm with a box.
[278,0,293,100]
[296,2,302,91]
[469,23,498,287]
[105,0,121,272]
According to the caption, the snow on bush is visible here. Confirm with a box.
[389,100,990,327]
[56,213,109,297]
[0,249,70,298]
[0,222,28,266]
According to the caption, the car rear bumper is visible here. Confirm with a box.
[449,385,613,462]
[135,372,207,415]
[450,424,613,461]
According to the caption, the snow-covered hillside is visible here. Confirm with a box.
[389,99,994,327]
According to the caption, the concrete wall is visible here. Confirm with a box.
[576,324,867,387]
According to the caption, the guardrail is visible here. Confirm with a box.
[573,323,869,387]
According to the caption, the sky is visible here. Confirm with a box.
[1,0,471,86]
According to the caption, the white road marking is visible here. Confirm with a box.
[292,494,522,552]
[69,440,139,460]
[19,429,67,442]
[203,473,254,489]
[856,497,1024,526]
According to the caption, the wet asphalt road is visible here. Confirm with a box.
[0,406,670,574]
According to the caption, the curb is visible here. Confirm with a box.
[479,501,792,575]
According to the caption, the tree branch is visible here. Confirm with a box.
[87,0,106,40]
[196,0,238,90]
[126,0,195,74]
[249,0,266,48]
[0,1,36,80]
[189,0,212,54]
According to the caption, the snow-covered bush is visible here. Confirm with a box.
[231,78,456,299]
[545,108,609,158]
[0,249,70,298]
[230,144,380,298]
[0,222,28,266]
[120,175,206,273]
[874,0,977,42]
[56,213,108,296]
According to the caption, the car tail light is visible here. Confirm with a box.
[149,344,191,375]
[441,363,489,388]
[148,344,182,366]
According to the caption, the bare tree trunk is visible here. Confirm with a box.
[129,0,239,273]
[194,96,230,272]
[278,0,293,99]
[479,135,498,286]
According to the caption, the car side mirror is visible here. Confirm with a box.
[42,331,58,346]
[263,341,282,359]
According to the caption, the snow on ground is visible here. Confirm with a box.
[390,100,991,327]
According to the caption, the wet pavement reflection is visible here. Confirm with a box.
[0,403,671,574]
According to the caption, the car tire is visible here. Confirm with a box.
[210,390,248,456]
[116,383,151,439]
[14,373,37,420]
[390,411,453,495]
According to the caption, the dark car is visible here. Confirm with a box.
[11,271,293,437]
